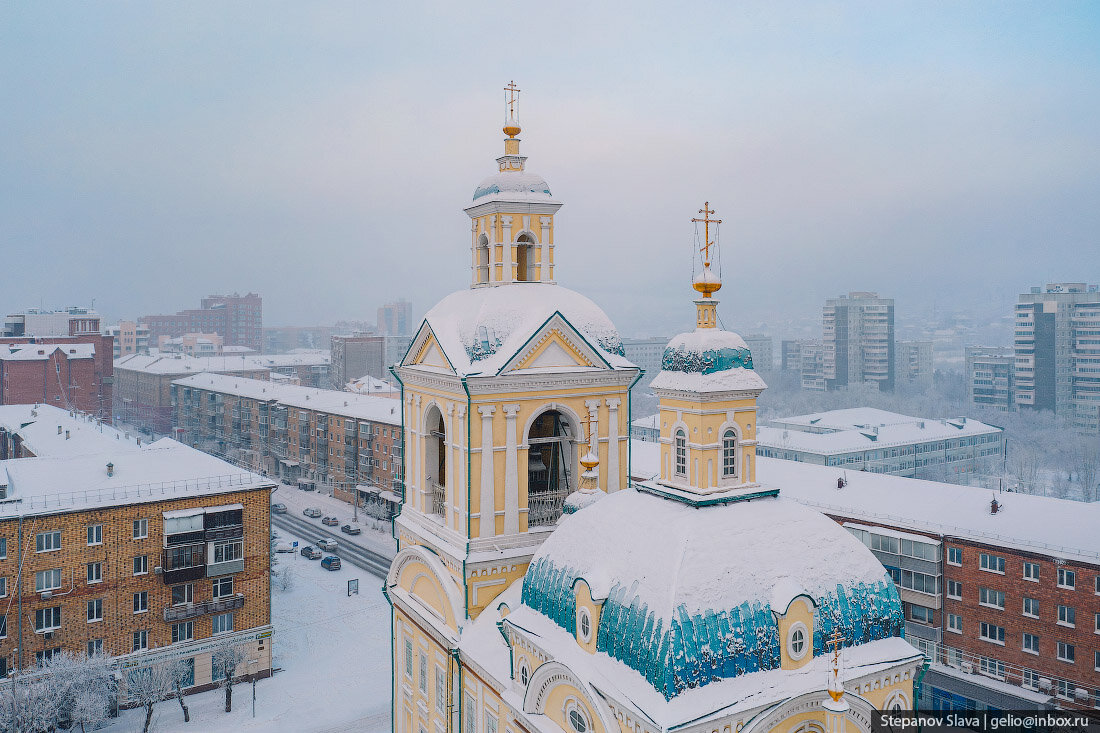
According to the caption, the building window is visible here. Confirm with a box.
[87,524,103,546]
[947,613,962,634]
[1096,651,1100,672]
[133,519,149,540]
[0,538,5,558]
[1058,568,1076,589]
[979,622,1005,644]
[404,639,413,678]
[947,547,961,566]
[578,607,592,643]
[35,531,61,553]
[1058,641,1075,663]
[1022,669,1040,690]
[519,660,530,687]
[87,599,103,623]
[910,605,933,624]
[1058,605,1076,627]
[86,562,103,585]
[134,591,148,614]
[979,587,1005,610]
[435,666,446,714]
[722,430,737,477]
[1023,597,1039,618]
[1055,679,1076,701]
[87,639,103,656]
[1095,575,1100,594]
[213,540,243,564]
[978,657,1005,679]
[946,580,962,600]
[1023,633,1039,654]
[674,430,686,476]
[418,652,428,693]
[979,553,1005,574]
[172,584,194,606]
[133,630,148,651]
[35,568,62,593]
[213,577,234,599]
[171,621,193,643]
[788,621,809,660]
[34,606,61,633]
[566,703,589,733]
[487,714,498,733]
[463,694,476,733]
[133,555,148,575]
[212,612,234,634]
[1023,561,1039,582]
[0,577,5,598]
[0,614,7,639]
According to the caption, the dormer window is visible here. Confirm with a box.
[722,429,737,478]
[787,622,809,661]
[674,430,687,476]
[577,607,592,643]
[565,703,589,733]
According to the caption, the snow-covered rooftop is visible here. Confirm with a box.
[0,439,270,518]
[346,374,400,396]
[115,352,329,375]
[757,417,1001,456]
[416,283,635,376]
[173,373,401,424]
[1,343,96,361]
[772,407,952,431]
[470,170,556,204]
[650,328,767,394]
[0,404,145,458]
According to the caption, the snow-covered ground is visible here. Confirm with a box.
[270,482,397,559]
[100,524,393,733]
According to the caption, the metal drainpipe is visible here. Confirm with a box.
[17,514,24,670]
[626,368,644,488]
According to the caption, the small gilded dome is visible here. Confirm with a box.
[692,266,721,296]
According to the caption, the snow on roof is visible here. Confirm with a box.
[757,417,1001,456]
[650,368,768,393]
[346,374,399,395]
[630,439,660,481]
[1,343,95,360]
[773,407,945,431]
[173,373,401,424]
[649,328,767,394]
[471,170,555,203]
[0,404,144,458]
[417,283,634,376]
[114,352,329,374]
[0,439,271,518]
[631,414,660,430]
[757,456,1100,563]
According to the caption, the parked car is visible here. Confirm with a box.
[321,556,342,571]
[302,507,322,518]
[300,546,322,560]
[341,524,362,535]
[271,503,287,514]
[321,516,339,526]
[274,543,295,553]
[316,538,338,552]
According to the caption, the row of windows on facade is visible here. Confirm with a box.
[22,512,242,556]
[950,549,1091,591]
[673,429,739,477]
[940,648,1099,705]
[9,602,235,641]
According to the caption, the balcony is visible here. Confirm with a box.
[206,524,244,542]
[163,593,245,622]
[207,558,245,577]
[163,564,206,585]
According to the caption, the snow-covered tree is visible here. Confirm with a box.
[70,688,110,733]
[211,641,247,713]
[167,657,194,723]
[126,663,174,733]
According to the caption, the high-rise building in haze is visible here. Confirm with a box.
[3,307,101,337]
[895,340,933,389]
[330,333,412,388]
[376,298,412,336]
[966,346,1015,412]
[1014,282,1100,433]
[140,293,262,352]
[742,334,773,372]
[822,291,895,391]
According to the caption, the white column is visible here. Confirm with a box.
[501,216,514,283]
[503,404,521,535]
[470,220,478,286]
[444,404,455,528]
[489,215,498,284]
[539,216,551,282]
[455,405,467,532]
[606,398,621,492]
[478,406,495,537]
[411,395,421,512]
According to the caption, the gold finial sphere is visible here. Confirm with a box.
[503,122,522,138]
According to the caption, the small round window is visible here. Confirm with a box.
[578,608,592,643]
[787,621,809,661]
[568,707,588,733]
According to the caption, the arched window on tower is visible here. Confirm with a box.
[527,410,574,526]
[515,233,537,282]
[674,430,687,477]
[424,406,446,519]
[477,234,490,284]
[722,429,738,478]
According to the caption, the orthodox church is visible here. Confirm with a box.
[386,85,923,733]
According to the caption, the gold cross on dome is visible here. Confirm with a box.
[691,201,722,268]
[581,410,593,443]
[827,629,844,663]
[504,80,521,119]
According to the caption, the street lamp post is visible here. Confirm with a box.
[248,659,258,718]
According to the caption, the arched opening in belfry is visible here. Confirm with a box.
[526,409,574,526]
[516,233,537,282]
[477,234,490,284]
[424,406,446,519]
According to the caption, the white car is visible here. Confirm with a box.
[316,538,338,552]
[274,543,295,553]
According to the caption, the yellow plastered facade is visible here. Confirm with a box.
[775,597,815,671]
[471,212,556,286]
[658,396,758,489]
[572,579,602,654]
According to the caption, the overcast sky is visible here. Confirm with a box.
[3,2,1098,338]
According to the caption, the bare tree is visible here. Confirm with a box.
[167,657,194,723]
[125,663,173,733]
[211,641,247,713]
[70,688,110,733]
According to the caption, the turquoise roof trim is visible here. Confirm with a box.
[661,345,754,374]
[521,557,904,700]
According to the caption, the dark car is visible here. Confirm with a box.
[271,503,287,514]
[340,524,362,536]
[302,507,322,518]
[321,556,341,571]
[321,516,339,526]
[300,546,322,560]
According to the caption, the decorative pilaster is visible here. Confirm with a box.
[455,405,467,532]
[444,404,455,528]
[503,404,521,535]
[412,395,422,512]
[501,216,514,282]
[605,398,621,492]
[478,406,495,537]
[539,217,551,282]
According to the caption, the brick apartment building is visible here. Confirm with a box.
[141,293,263,353]
[0,405,273,693]
[172,373,402,517]
[113,352,330,435]
[1,334,115,420]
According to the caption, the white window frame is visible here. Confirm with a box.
[946,580,962,600]
[212,612,234,634]
[134,591,148,614]
[674,430,687,476]
[1058,605,1076,628]
[979,553,1005,574]
[171,620,194,643]
[1058,568,1076,590]
[35,531,61,553]
[1022,632,1039,655]
[133,518,149,540]
[787,621,809,660]
[87,524,103,546]
[577,607,592,644]
[979,587,1005,610]
[947,613,962,634]
[35,568,62,593]
[1023,597,1039,618]
[1023,561,1039,582]
[947,546,961,566]
[1057,641,1075,664]
[133,555,148,576]
[87,598,103,623]
[133,629,148,652]
[404,639,413,679]
[172,583,194,606]
[979,621,1005,645]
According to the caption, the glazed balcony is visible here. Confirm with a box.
[163,593,245,622]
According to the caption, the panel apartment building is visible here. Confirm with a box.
[967,346,1015,412]
[823,292,895,392]
[1015,283,1100,433]
[0,403,273,691]
[172,374,402,513]
[330,333,413,389]
[141,293,263,353]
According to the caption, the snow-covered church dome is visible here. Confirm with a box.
[472,170,553,203]
[519,489,904,699]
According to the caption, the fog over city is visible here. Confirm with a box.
[3,2,1098,336]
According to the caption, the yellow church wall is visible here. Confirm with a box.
[394,606,453,733]
[775,598,814,671]
[543,685,606,733]
[657,397,759,487]
[468,564,528,619]
[573,580,603,654]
